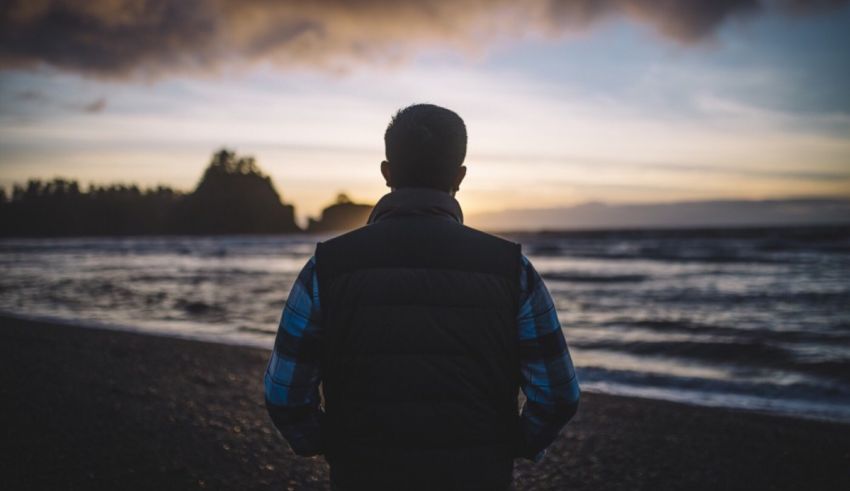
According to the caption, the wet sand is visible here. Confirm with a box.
[1,315,848,490]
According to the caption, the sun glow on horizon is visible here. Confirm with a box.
[1,3,849,224]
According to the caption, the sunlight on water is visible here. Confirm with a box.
[573,349,736,381]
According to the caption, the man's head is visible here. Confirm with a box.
[382,104,467,194]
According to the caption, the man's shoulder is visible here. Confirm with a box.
[315,220,520,283]
[457,223,520,250]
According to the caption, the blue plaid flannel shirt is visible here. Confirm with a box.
[265,254,580,461]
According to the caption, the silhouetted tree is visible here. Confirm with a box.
[0,149,301,236]
[0,178,183,236]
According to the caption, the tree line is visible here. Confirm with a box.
[0,149,370,237]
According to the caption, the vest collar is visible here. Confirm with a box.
[367,188,464,225]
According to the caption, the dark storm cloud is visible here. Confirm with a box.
[0,0,845,78]
[777,0,850,12]
[542,0,761,41]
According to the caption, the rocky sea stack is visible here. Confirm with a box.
[174,149,299,234]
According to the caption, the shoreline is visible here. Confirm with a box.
[1,222,849,240]
[2,315,849,489]
[3,310,848,426]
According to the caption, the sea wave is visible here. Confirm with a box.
[3,226,849,423]
[543,272,648,283]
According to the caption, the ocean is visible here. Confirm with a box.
[2,226,849,422]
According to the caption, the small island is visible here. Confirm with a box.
[0,149,374,237]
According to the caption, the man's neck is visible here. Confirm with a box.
[368,187,463,225]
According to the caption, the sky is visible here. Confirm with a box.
[1,0,849,224]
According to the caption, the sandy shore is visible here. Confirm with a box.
[1,315,848,490]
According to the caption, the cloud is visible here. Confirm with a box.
[0,0,845,78]
[8,88,106,114]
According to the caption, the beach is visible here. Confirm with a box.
[1,315,848,490]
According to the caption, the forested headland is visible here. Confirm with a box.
[0,149,372,237]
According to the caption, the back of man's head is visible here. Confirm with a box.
[384,104,467,192]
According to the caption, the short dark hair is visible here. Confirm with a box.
[384,104,467,191]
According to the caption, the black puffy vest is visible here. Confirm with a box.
[315,213,522,490]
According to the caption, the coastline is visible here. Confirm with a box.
[2,315,848,490]
[4,309,848,426]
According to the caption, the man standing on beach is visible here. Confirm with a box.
[265,104,580,490]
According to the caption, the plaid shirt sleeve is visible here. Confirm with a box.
[264,256,324,457]
[517,254,580,462]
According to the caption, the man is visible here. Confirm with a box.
[265,104,579,490]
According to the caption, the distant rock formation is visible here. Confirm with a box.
[0,149,301,236]
[174,149,300,234]
[306,193,373,233]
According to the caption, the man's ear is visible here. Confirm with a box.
[452,165,467,192]
[380,160,392,188]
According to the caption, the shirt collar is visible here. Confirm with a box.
[367,188,464,225]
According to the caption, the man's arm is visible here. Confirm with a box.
[264,256,324,456]
[517,255,581,462]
